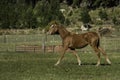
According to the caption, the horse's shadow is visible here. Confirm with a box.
[81,63,111,66]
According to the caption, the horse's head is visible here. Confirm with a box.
[47,24,59,35]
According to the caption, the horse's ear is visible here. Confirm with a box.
[54,21,60,26]
[54,21,58,25]
[48,21,58,26]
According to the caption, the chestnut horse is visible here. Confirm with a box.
[47,23,111,66]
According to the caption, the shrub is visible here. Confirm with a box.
[80,7,91,24]
[98,9,108,20]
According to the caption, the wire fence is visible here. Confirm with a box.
[0,34,120,53]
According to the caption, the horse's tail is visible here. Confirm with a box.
[97,38,100,48]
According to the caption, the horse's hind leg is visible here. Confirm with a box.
[96,51,101,66]
[98,47,111,65]
[91,45,101,66]
[94,48,101,66]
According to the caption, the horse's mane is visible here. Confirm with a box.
[58,24,71,34]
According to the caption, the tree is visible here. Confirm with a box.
[21,7,37,28]
[72,0,81,8]
[0,0,18,29]
[34,0,65,28]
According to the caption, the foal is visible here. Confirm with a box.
[47,24,111,66]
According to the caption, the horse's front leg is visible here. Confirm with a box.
[55,46,68,66]
[71,50,81,66]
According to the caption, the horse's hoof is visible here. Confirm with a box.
[108,61,111,65]
[107,59,111,65]
[78,63,81,66]
[54,64,58,66]
[54,63,59,66]
[96,65,99,67]
[96,64,100,67]
[108,62,111,65]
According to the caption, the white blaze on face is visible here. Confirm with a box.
[50,24,53,28]
[48,25,54,34]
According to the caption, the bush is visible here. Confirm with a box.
[80,7,91,24]
[98,9,108,20]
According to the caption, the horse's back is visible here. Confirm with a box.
[63,31,99,49]
[73,32,99,46]
[83,32,98,36]
[82,32,99,41]
[89,32,99,37]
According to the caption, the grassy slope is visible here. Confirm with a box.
[0,52,120,80]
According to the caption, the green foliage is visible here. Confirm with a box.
[0,0,37,29]
[98,9,108,20]
[112,16,117,25]
[0,0,120,29]
[0,0,15,29]
[34,0,49,27]
[0,0,65,29]
[67,0,118,8]
[110,7,120,25]
[34,0,65,28]
[23,7,37,28]
[64,18,70,26]
[16,6,37,29]
[72,0,80,8]
[80,8,91,24]
[112,16,120,25]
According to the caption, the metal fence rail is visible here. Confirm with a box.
[0,34,119,53]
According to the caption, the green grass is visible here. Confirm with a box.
[0,52,120,80]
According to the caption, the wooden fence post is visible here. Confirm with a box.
[52,45,55,53]
[42,34,47,53]
[52,35,55,53]
[42,37,45,54]
[3,35,7,43]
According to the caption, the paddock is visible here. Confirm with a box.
[0,33,120,80]
[0,52,120,80]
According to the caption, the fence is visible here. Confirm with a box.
[0,34,120,53]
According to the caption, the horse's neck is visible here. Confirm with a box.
[58,27,70,39]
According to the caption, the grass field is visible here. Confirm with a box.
[0,52,120,80]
